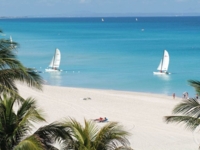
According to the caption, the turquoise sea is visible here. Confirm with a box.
[0,17,200,97]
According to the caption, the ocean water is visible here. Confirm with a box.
[0,17,200,97]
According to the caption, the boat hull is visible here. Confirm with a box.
[153,72,170,75]
[45,69,62,72]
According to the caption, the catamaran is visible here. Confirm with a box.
[45,48,62,72]
[153,50,170,75]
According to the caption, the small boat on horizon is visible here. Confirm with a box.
[153,50,170,75]
[45,48,62,72]
[102,18,104,22]
[10,36,17,49]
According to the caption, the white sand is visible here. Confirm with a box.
[17,84,197,150]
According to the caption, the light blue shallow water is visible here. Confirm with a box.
[0,17,200,97]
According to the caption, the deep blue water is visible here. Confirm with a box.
[0,17,200,97]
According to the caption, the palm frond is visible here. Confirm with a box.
[188,80,200,95]
[0,71,17,93]
[165,116,200,130]
[84,119,99,142]
[172,99,200,118]
[22,68,44,90]
[0,95,46,149]
[63,118,131,150]
[65,118,85,145]
[0,68,43,93]
[34,122,71,149]
[13,98,46,140]
[115,146,134,150]
[0,47,20,69]
[14,135,44,150]
[95,122,131,150]
[0,84,26,102]
[0,42,43,91]
[0,95,21,148]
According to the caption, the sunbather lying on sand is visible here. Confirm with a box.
[99,117,108,123]
[94,117,103,122]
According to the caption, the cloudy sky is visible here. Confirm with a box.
[0,0,200,17]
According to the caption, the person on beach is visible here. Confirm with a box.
[99,117,108,123]
[186,92,189,99]
[94,117,103,122]
[196,94,199,100]
[182,92,186,99]
[172,93,175,99]
[183,92,188,99]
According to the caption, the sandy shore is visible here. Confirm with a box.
[17,84,197,150]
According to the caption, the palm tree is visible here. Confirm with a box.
[165,98,200,130]
[0,30,43,97]
[0,94,69,150]
[62,118,133,150]
[165,80,200,130]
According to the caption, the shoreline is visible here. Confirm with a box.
[44,83,183,99]
[17,83,196,150]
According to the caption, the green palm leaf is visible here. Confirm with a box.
[33,122,72,149]
[165,116,200,130]
[14,135,45,150]
[63,118,132,150]
[95,122,130,150]
[165,99,200,131]
[0,95,45,149]
[0,33,43,95]
[188,80,200,95]
[172,99,200,118]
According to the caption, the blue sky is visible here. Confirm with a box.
[0,0,200,17]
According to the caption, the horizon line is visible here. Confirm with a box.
[1,14,200,19]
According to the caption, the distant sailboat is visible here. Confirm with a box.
[45,48,62,72]
[102,18,104,22]
[136,18,138,21]
[153,50,170,75]
[10,36,17,49]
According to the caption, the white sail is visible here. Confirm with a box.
[154,50,170,75]
[157,60,162,71]
[162,50,169,71]
[48,57,54,68]
[157,50,169,71]
[52,48,61,68]
[46,48,61,72]
[10,36,17,49]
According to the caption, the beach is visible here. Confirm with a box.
[17,83,197,150]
